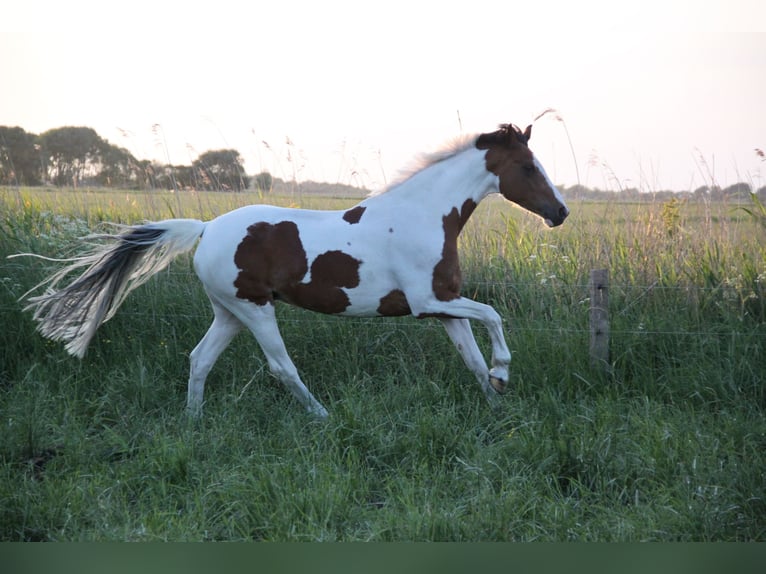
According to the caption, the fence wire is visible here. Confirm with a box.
[2,266,764,339]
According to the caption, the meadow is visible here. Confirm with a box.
[0,185,764,541]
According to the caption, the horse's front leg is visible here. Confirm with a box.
[423,298,512,395]
[439,318,502,403]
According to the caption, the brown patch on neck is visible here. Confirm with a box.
[342,206,366,224]
[377,289,411,316]
[233,221,361,313]
[432,199,477,301]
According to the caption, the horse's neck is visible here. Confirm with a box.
[375,147,496,213]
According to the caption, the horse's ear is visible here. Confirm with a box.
[523,124,532,142]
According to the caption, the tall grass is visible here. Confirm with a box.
[1,187,764,540]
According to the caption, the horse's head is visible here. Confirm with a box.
[476,124,569,227]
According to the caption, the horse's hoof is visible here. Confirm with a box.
[309,404,330,420]
[489,375,509,395]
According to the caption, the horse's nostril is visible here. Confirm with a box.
[559,206,569,219]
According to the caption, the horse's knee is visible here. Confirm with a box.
[267,362,293,382]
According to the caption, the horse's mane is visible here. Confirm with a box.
[371,124,527,196]
[371,133,478,196]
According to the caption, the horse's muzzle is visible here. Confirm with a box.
[545,205,570,227]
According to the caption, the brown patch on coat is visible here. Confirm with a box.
[342,206,366,224]
[285,250,361,313]
[432,199,477,301]
[234,221,307,306]
[377,289,411,316]
[234,222,361,314]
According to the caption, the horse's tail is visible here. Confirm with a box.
[15,218,207,358]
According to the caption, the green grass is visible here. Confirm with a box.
[1,186,764,540]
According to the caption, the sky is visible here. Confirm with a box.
[2,0,765,192]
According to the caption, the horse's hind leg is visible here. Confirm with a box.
[229,300,329,419]
[187,301,243,416]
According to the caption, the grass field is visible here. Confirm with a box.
[0,186,764,541]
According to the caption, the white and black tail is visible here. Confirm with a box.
[15,219,206,358]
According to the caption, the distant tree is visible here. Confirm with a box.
[152,164,180,190]
[620,187,641,201]
[722,182,752,201]
[93,143,138,188]
[559,184,589,201]
[709,185,724,201]
[172,165,196,190]
[253,171,273,192]
[0,126,42,185]
[40,127,103,186]
[193,149,249,191]
[693,186,710,201]
[133,159,157,189]
[129,160,161,190]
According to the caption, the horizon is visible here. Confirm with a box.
[2,1,765,194]
[3,122,763,196]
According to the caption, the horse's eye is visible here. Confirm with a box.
[522,163,536,176]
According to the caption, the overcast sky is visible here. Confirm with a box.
[2,0,765,192]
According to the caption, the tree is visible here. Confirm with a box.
[172,165,196,190]
[192,149,249,191]
[693,186,710,200]
[93,142,137,188]
[40,127,103,186]
[253,171,273,192]
[0,126,42,185]
[150,163,179,190]
[722,182,752,201]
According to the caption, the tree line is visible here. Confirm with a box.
[559,182,766,203]
[0,125,260,191]
[2,125,763,202]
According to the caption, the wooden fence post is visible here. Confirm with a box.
[589,269,610,371]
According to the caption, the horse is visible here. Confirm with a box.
[17,123,568,419]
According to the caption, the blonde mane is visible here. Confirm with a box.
[371,133,478,196]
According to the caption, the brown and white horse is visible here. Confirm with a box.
[18,123,568,418]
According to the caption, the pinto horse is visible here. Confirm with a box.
[19,123,568,418]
